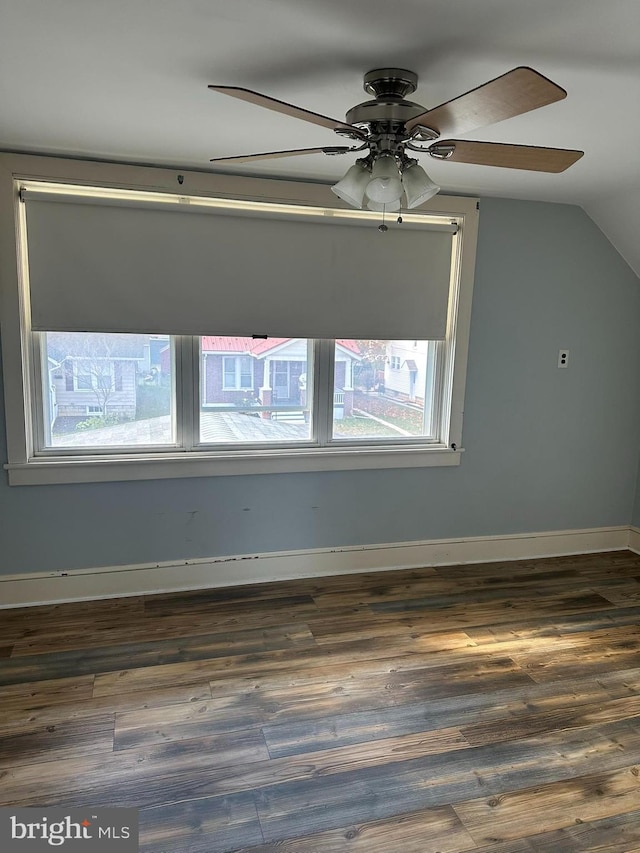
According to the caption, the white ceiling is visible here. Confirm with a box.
[1,0,639,274]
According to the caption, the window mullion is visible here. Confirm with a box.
[175,334,197,450]
[313,339,334,447]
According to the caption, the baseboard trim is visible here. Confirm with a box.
[628,526,640,555]
[0,525,632,609]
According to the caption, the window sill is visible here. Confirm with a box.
[5,445,462,485]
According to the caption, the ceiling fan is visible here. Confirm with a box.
[208,67,583,211]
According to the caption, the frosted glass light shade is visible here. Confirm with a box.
[331,163,370,208]
[366,155,403,204]
[366,199,400,212]
[401,162,440,208]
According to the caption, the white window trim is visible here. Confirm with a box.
[0,153,479,485]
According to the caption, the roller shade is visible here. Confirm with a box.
[23,190,455,340]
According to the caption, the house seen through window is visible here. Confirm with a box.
[38,333,438,450]
[41,332,174,448]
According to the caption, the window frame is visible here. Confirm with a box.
[330,339,441,444]
[0,153,479,485]
[197,338,316,449]
[32,332,181,455]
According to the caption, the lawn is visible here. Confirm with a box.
[352,391,424,433]
[332,415,403,438]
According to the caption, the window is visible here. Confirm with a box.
[222,356,253,390]
[200,338,313,444]
[1,162,478,484]
[333,340,438,441]
[75,363,93,390]
[35,333,442,452]
[38,331,175,450]
[73,358,114,393]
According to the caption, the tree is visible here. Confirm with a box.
[49,332,119,417]
[354,339,387,391]
[74,334,119,416]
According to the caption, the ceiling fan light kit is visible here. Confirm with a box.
[366,198,401,212]
[401,161,441,208]
[330,162,370,207]
[209,65,584,213]
[331,155,440,211]
[365,154,404,204]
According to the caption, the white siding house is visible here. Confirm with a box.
[384,340,433,404]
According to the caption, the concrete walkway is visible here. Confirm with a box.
[52,411,309,447]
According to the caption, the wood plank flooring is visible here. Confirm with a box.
[1,550,640,852]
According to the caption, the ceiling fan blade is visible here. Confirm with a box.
[209,86,362,135]
[210,146,352,164]
[406,67,567,138]
[430,140,584,172]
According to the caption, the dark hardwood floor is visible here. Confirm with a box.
[2,550,640,852]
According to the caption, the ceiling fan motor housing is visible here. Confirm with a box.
[363,68,418,99]
[346,68,428,131]
[345,97,428,128]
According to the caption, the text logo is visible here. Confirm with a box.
[1,809,138,851]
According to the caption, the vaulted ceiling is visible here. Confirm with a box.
[1,0,639,274]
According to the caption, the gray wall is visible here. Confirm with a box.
[1,197,640,576]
